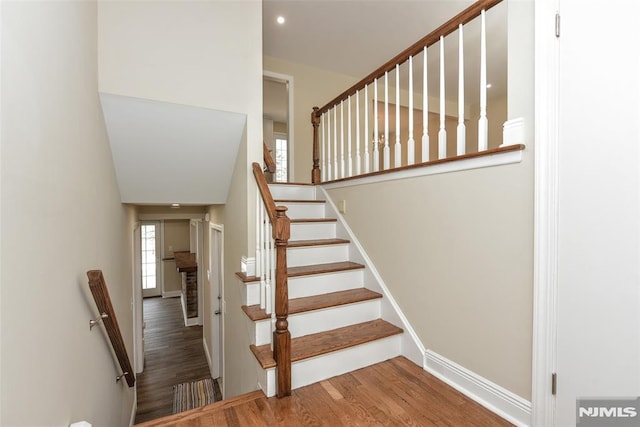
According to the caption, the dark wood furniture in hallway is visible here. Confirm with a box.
[135,297,215,424]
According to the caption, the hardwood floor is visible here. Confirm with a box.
[135,297,217,424]
[135,356,513,426]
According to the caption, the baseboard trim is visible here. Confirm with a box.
[203,337,214,377]
[424,350,531,426]
[162,290,181,298]
[129,391,137,427]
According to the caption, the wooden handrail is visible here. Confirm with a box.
[87,270,135,387]
[263,142,276,174]
[252,162,291,397]
[315,0,503,116]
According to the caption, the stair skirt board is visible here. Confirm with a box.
[423,350,532,427]
[286,244,349,268]
[249,299,382,346]
[258,334,402,398]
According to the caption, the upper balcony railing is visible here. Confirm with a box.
[311,0,512,184]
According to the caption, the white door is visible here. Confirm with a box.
[141,221,162,298]
[555,1,640,425]
[209,224,224,384]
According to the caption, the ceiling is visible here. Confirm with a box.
[100,93,246,205]
[263,0,508,106]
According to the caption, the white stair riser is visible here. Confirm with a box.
[276,202,325,219]
[287,244,349,267]
[252,299,382,345]
[289,270,364,299]
[251,317,273,346]
[255,358,276,398]
[269,185,315,201]
[260,335,402,397]
[243,281,260,306]
[290,222,336,240]
[289,300,381,338]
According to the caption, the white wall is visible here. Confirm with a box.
[555,0,640,425]
[1,2,137,425]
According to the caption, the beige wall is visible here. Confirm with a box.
[203,129,255,399]
[263,56,358,183]
[326,156,533,399]
[1,2,136,425]
[162,220,190,293]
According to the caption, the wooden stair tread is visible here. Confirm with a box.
[134,390,265,426]
[242,288,382,321]
[288,261,364,277]
[288,238,350,248]
[250,319,403,369]
[274,199,326,204]
[290,218,337,223]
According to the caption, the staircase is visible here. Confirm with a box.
[240,182,404,397]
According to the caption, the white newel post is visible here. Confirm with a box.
[478,9,488,151]
[384,71,390,169]
[408,55,415,165]
[457,23,466,156]
[422,46,430,162]
[364,85,370,174]
[438,35,447,159]
[395,64,401,168]
[356,90,361,176]
[373,79,380,172]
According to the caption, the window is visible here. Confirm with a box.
[141,224,157,290]
[275,136,288,182]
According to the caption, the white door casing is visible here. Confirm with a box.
[209,223,225,391]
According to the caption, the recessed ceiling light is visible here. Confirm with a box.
[171,203,181,208]
[276,16,285,25]
[486,83,493,89]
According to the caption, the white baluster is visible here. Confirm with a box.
[255,192,261,279]
[340,101,345,178]
[364,85,370,173]
[422,46,430,162]
[373,79,380,172]
[321,114,326,182]
[259,203,265,310]
[333,107,338,180]
[457,23,466,156]
[356,90,361,175]
[264,218,272,314]
[348,96,353,177]
[395,64,401,168]
[326,111,332,180]
[438,35,447,159]
[478,9,488,151]
[384,71,390,170]
[408,55,415,165]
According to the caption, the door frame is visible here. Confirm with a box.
[264,70,294,181]
[531,0,560,425]
[132,222,144,374]
[141,220,163,298]
[209,222,225,398]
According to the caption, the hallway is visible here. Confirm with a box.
[135,297,218,424]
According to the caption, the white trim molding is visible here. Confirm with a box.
[162,290,181,298]
[424,350,531,426]
[322,148,523,190]
[531,0,560,425]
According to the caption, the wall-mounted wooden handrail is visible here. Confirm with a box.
[315,0,503,116]
[87,270,135,387]
[252,162,291,397]
[263,142,277,174]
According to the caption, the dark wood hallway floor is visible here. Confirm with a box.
[134,297,215,424]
